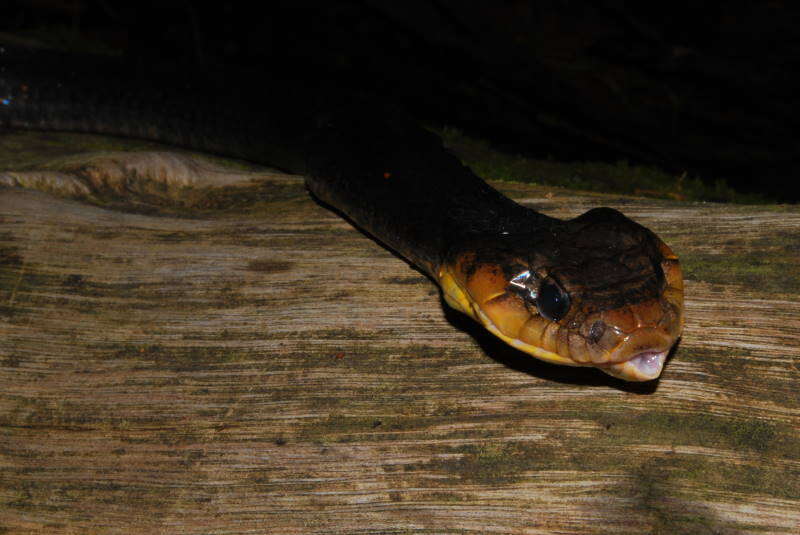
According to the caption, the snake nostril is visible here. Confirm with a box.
[588,320,606,344]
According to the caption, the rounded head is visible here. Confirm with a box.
[439,207,684,381]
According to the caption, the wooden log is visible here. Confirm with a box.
[1,133,798,534]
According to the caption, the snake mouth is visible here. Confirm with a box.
[596,326,674,381]
[603,349,670,381]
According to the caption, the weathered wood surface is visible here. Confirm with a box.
[1,137,799,534]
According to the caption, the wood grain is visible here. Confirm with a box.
[1,137,798,534]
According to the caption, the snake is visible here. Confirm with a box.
[0,43,684,381]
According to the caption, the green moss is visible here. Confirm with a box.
[632,462,726,535]
[152,231,204,242]
[416,491,469,502]
[426,441,557,485]
[2,474,180,510]
[606,412,782,454]
[681,251,800,294]
[332,344,481,376]
[676,348,797,409]
[0,264,260,312]
[550,398,800,504]
[0,253,66,319]
[105,342,253,371]
[438,126,771,204]
[0,397,93,429]
[0,246,24,295]
[634,453,800,513]
[308,327,381,340]
[381,275,428,285]
[246,259,294,273]
[748,229,800,252]
[188,181,307,212]
[297,414,412,443]
[294,408,507,446]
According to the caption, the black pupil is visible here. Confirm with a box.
[537,278,569,321]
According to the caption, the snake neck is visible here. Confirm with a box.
[304,107,556,277]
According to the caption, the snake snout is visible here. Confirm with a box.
[573,300,679,380]
[600,327,674,381]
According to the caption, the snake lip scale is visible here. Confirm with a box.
[0,43,685,382]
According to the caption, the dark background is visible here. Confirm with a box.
[3,0,799,202]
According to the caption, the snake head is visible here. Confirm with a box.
[439,207,684,382]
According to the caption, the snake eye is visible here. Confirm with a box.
[536,277,570,321]
[508,271,570,322]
